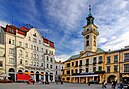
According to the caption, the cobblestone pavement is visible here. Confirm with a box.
[0,83,115,89]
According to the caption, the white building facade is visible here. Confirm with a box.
[0,25,55,82]
[55,61,63,81]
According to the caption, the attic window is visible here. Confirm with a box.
[9,29,14,33]
[33,33,36,37]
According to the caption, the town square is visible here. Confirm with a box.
[0,0,129,89]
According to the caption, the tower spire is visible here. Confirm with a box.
[88,5,92,16]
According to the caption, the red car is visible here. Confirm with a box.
[27,79,35,84]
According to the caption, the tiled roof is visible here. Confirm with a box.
[106,47,129,53]
[96,48,105,53]
[65,54,80,62]
[65,48,105,62]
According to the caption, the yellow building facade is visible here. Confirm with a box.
[62,6,129,84]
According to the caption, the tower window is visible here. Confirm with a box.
[94,41,96,46]
[87,29,89,31]
[86,35,89,39]
[86,40,89,46]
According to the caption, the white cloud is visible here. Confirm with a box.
[0,21,9,27]
[98,37,108,44]
[43,0,88,31]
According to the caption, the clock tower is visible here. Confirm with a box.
[82,5,99,52]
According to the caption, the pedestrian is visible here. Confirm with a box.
[119,81,123,89]
[113,80,117,89]
[102,80,105,88]
[127,84,129,89]
[88,81,90,86]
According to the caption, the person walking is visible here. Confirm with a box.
[102,80,107,88]
[126,84,129,89]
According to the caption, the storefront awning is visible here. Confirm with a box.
[71,74,98,77]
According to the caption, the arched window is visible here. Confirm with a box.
[86,40,89,46]
[20,59,22,64]
[25,60,28,65]
[8,68,15,72]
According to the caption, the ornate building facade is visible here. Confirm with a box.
[62,6,129,84]
[0,25,55,82]
[55,61,63,81]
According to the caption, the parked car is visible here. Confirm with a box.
[88,80,99,84]
[117,83,128,89]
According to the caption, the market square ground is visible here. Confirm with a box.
[0,83,115,89]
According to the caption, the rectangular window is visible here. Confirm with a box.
[19,41,22,46]
[33,38,37,43]
[114,65,118,72]
[50,65,53,69]
[0,61,3,67]
[9,48,14,54]
[50,58,53,62]
[34,46,36,50]
[66,63,70,67]
[93,67,96,72]
[86,59,89,65]
[79,60,82,66]
[25,43,28,48]
[31,45,33,50]
[41,48,43,52]
[107,56,111,64]
[86,68,88,73]
[46,49,48,54]
[29,37,31,41]
[9,58,14,64]
[98,56,102,63]
[124,64,129,72]
[37,47,39,51]
[75,61,78,67]
[12,40,14,45]
[114,55,118,63]
[71,70,74,75]
[39,40,41,44]
[107,66,110,73]
[31,53,33,58]
[93,57,96,64]
[79,69,82,73]
[99,66,102,71]
[9,39,11,44]
[72,62,74,66]
[26,52,28,57]
[124,53,129,62]
[34,54,36,59]
[75,69,78,73]
[66,70,70,74]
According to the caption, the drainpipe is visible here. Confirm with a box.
[5,31,6,74]
[15,30,17,82]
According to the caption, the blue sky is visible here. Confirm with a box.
[0,0,129,61]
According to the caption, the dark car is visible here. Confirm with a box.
[117,83,128,89]
[88,80,99,84]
